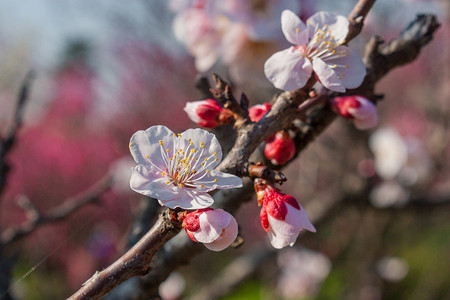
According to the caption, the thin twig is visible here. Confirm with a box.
[0,71,35,196]
[0,174,113,246]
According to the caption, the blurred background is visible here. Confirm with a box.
[0,0,448,299]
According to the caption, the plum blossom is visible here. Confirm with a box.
[129,125,242,209]
[183,208,238,251]
[257,185,315,249]
[264,10,366,92]
[264,131,296,165]
[332,95,378,130]
[184,99,223,128]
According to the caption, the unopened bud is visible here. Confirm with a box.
[184,99,223,128]
[249,103,271,122]
[264,131,296,165]
[332,96,378,130]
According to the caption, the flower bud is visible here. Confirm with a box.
[264,131,296,165]
[183,208,238,251]
[249,103,271,122]
[259,186,315,249]
[184,99,223,128]
[332,96,378,130]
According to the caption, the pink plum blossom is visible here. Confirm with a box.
[264,131,296,165]
[259,186,315,249]
[129,125,242,209]
[183,208,238,251]
[249,103,271,122]
[332,95,378,130]
[184,99,223,128]
[264,10,366,92]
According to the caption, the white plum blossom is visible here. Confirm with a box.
[129,125,242,209]
[259,186,315,249]
[183,208,238,251]
[264,10,366,92]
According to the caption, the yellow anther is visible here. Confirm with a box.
[191,149,195,152]
[215,158,218,161]
[179,184,183,187]
[213,152,216,155]
[338,76,342,80]
[166,181,170,184]
[214,179,217,182]
[161,172,165,176]
[206,170,210,173]
[333,64,337,68]
[205,158,208,161]
[324,24,328,27]
[200,142,204,145]
[296,28,299,33]
[166,149,170,152]
[201,146,205,149]
[345,65,349,69]
[173,133,176,137]
[201,185,205,187]
[190,142,193,145]
[332,50,336,54]
[188,139,191,141]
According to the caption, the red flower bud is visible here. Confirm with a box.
[249,103,271,122]
[184,99,223,128]
[332,96,378,130]
[264,131,296,165]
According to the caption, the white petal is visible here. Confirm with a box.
[193,209,232,243]
[129,125,174,168]
[130,165,178,200]
[195,170,243,192]
[307,11,349,44]
[353,112,378,130]
[162,189,214,209]
[204,215,238,251]
[180,128,222,166]
[322,47,366,89]
[312,57,345,92]
[264,47,312,91]
[281,10,308,46]
[348,97,376,118]
[184,102,202,124]
[267,228,297,249]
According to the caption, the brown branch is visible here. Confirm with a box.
[68,209,182,300]
[239,162,287,184]
[347,0,376,42]
[0,174,113,246]
[0,71,35,197]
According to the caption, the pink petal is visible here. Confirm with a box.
[347,97,376,118]
[195,170,242,192]
[353,112,378,130]
[264,47,312,91]
[179,128,223,167]
[281,10,308,46]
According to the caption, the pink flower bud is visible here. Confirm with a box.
[264,131,296,165]
[249,103,271,122]
[184,99,223,128]
[183,208,238,251]
[332,96,378,130]
[259,186,315,249]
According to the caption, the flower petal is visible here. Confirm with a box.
[307,11,349,44]
[348,97,376,118]
[129,125,174,168]
[267,227,297,249]
[322,46,366,90]
[264,47,312,91]
[195,170,243,192]
[179,128,222,167]
[204,215,238,251]
[130,165,178,200]
[162,189,214,209]
[312,57,345,92]
[281,10,308,46]
[353,112,378,130]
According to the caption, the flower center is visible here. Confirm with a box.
[149,134,219,189]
